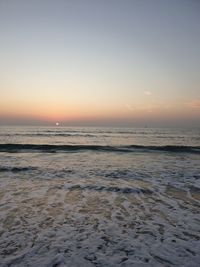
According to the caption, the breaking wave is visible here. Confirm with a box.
[0,143,200,154]
[0,166,38,172]
[67,184,153,194]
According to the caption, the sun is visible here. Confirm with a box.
[56,122,59,126]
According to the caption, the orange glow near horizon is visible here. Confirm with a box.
[1,95,200,126]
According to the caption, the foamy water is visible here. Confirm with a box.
[0,127,200,266]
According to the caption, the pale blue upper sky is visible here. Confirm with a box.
[0,0,200,126]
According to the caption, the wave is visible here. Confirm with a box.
[67,184,153,194]
[0,133,98,137]
[0,166,37,172]
[0,143,200,154]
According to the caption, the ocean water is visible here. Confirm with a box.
[0,126,200,267]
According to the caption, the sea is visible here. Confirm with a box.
[0,126,200,267]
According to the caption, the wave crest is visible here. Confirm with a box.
[0,144,199,154]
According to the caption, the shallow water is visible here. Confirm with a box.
[0,127,200,266]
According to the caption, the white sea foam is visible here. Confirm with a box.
[0,127,200,266]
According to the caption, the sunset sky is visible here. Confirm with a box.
[0,0,200,126]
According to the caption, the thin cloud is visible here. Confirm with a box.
[126,104,135,111]
[186,100,200,109]
[144,91,152,96]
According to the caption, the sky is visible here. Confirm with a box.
[0,0,200,127]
